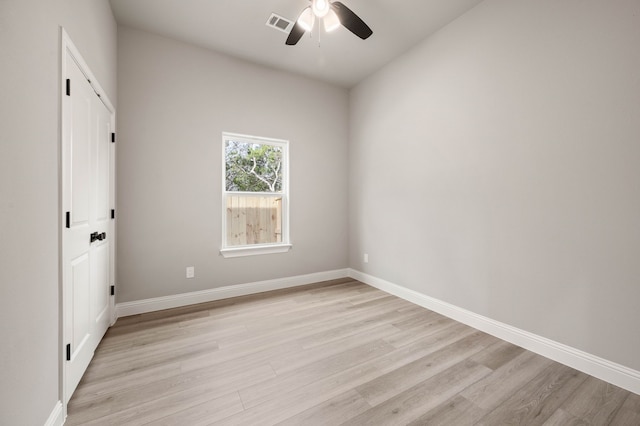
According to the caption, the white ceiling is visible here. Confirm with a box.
[109,0,483,88]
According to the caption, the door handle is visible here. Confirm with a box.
[90,232,106,243]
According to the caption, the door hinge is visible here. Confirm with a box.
[66,79,71,96]
[111,133,116,143]
[65,211,70,228]
[110,285,115,296]
[111,209,115,219]
[66,344,71,361]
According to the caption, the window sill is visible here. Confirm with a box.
[220,244,292,259]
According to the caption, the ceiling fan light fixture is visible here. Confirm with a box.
[285,0,372,46]
[297,7,315,32]
[312,0,330,18]
[323,9,340,32]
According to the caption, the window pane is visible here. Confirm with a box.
[225,140,283,192]
[226,195,282,246]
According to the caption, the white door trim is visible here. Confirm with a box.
[60,27,116,418]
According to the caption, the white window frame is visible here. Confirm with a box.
[220,132,291,258]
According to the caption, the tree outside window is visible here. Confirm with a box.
[225,141,283,192]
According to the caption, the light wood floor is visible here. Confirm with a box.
[66,278,640,425]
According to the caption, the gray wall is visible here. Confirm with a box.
[349,0,640,371]
[116,28,349,303]
[0,0,116,424]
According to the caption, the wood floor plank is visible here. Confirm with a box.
[73,388,243,425]
[345,287,394,305]
[200,299,298,324]
[214,300,353,341]
[555,375,629,425]
[294,305,415,349]
[461,350,555,411]
[406,395,487,426]
[475,362,588,426]
[470,339,526,371]
[389,308,441,329]
[107,309,209,336]
[65,280,640,425]
[357,330,496,406]
[239,338,395,409]
[542,408,589,425]
[292,281,372,301]
[216,295,404,350]
[611,392,640,426]
[383,311,457,348]
[179,338,301,375]
[275,390,371,426]
[344,360,492,425]
[216,363,385,425]
[89,335,220,375]
[269,323,402,374]
[68,363,275,423]
[96,321,245,356]
[70,361,182,406]
[147,392,244,426]
[375,321,479,372]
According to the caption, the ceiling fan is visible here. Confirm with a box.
[286,0,373,45]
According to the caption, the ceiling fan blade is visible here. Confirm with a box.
[286,21,306,45]
[331,1,373,40]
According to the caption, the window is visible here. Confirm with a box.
[220,132,291,258]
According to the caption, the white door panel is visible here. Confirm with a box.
[71,94,91,226]
[91,240,110,349]
[70,254,90,356]
[95,109,110,221]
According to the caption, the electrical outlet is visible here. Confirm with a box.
[364,253,369,263]
[186,266,195,279]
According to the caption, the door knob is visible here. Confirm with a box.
[90,232,106,243]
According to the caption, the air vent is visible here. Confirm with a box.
[266,13,293,33]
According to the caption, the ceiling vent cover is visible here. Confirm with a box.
[266,13,293,33]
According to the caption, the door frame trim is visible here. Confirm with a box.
[59,27,116,419]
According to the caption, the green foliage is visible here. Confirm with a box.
[225,140,283,192]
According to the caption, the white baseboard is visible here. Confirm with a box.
[44,401,63,426]
[116,269,349,318]
[348,268,640,396]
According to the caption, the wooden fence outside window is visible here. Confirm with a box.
[226,195,282,246]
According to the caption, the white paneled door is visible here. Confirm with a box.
[62,45,114,403]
